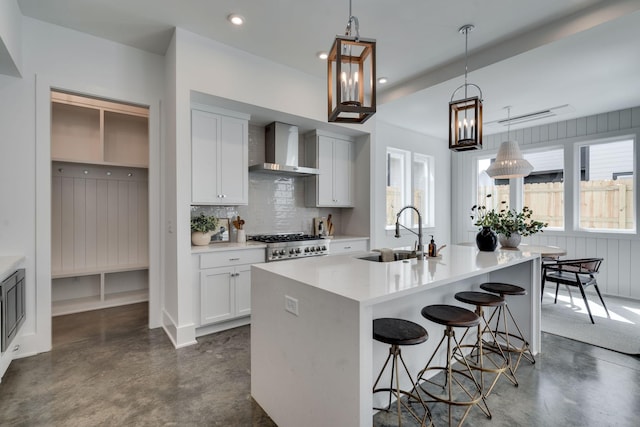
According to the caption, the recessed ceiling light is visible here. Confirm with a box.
[377,77,388,84]
[317,51,328,60]
[227,14,245,26]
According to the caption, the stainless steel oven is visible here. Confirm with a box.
[1,269,25,353]
[249,233,330,262]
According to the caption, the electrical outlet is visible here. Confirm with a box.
[285,295,299,316]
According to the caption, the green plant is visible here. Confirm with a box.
[470,195,499,228]
[491,201,548,237]
[190,213,219,233]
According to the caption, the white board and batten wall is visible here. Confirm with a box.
[452,106,640,300]
[51,162,149,315]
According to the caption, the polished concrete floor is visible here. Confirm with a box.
[0,303,639,426]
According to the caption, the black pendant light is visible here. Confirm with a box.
[327,0,376,124]
[449,24,483,151]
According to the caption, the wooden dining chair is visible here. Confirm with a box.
[542,257,610,324]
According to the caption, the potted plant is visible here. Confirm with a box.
[471,197,499,251]
[491,201,548,248]
[190,213,219,246]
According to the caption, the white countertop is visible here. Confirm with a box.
[190,235,368,254]
[191,241,267,254]
[254,244,539,306]
[0,256,25,282]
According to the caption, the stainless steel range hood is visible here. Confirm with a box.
[249,122,320,176]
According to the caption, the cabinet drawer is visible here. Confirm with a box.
[330,239,369,254]
[200,249,265,269]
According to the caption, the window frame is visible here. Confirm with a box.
[573,135,636,234]
[385,147,435,231]
[467,133,639,239]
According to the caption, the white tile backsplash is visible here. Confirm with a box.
[192,124,341,238]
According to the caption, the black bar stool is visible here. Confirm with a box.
[416,305,491,427]
[454,291,518,396]
[373,318,433,426]
[480,282,535,373]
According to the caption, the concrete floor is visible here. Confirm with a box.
[0,302,639,426]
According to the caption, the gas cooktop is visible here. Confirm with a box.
[249,233,330,262]
[249,233,320,244]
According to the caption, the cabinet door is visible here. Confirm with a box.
[332,138,353,206]
[200,267,234,325]
[235,265,252,317]
[317,136,335,206]
[191,109,220,204]
[218,116,248,205]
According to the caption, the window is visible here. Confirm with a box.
[578,138,635,232]
[523,148,564,228]
[386,148,410,227]
[413,154,435,228]
[477,157,509,210]
[386,148,434,228]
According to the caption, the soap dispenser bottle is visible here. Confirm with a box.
[428,235,437,257]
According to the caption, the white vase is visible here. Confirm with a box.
[237,229,246,243]
[191,231,212,246]
[499,232,521,248]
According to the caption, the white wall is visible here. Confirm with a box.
[452,107,640,299]
[0,16,165,358]
[373,121,451,250]
[158,28,377,346]
[0,0,22,76]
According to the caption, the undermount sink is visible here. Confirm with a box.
[357,250,416,262]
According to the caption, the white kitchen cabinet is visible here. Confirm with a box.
[196,248,264,330]
[191,106,249,205]
[304,131,354,207]
[200,264,252,325]
[51,91,149,168]
[329,238,369,255]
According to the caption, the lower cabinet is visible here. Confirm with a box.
[200,264,251,325]
[330,238,369,255]
[195,247,265,333]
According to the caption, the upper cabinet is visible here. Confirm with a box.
[51,91,149,168]
[191,106,249,205]
[304,130,354,207]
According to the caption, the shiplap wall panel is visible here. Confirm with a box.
[618,239,631,297]
[51,177,62,272]
[607,239,620,295]
[107,180,118,266]
[608,111,620,131]
[85,179,97,269]
[118,181,129,264]
[630,240,640,299]
[61,177,74,271]
[456,106,640,300]
[96,180,108,268]
[51,163,148,274]
[73,178,86,268]
[128,182,139,265]
[138,182,148,264]
[578,116,588,136]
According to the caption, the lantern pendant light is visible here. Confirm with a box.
[449,24,483,151]
[486,107,534,179]
[327,0,376,124]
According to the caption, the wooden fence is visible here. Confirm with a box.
[478,178,634,230]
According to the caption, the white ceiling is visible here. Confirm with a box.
[16,0,640,139]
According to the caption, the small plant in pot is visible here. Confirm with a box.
[471,196,500,251]
[190,214,219,246]
[491,201,548,248]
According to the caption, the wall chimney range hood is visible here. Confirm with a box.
[249,122,320,176]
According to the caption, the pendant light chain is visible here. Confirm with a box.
[464,28,469,98]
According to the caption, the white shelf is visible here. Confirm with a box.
[52,290,148,317]
[52,264,148,279]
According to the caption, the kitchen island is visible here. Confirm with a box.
[250,244,541,427]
